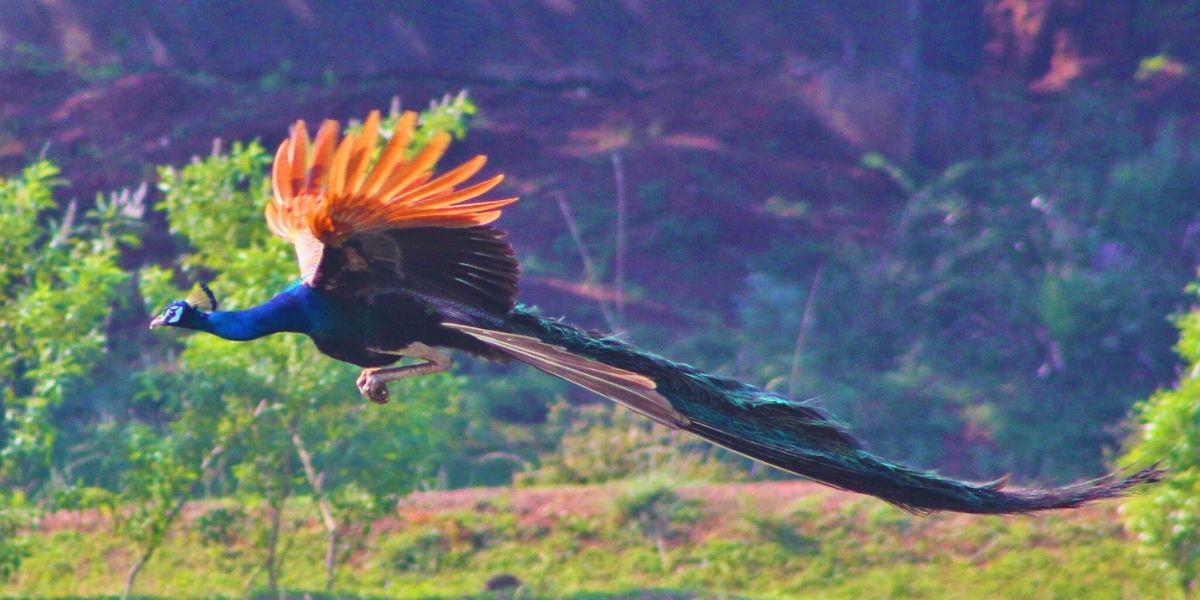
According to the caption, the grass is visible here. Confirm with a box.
[0,481,1173,599]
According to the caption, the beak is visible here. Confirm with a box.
[149,315,166,329]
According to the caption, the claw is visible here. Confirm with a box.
[356,370,390,404]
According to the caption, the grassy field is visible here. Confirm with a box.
[2,480,1172,599]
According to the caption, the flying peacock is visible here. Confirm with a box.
[150,109,1160,514]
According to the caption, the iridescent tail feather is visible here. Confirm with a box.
[451,308,1162,515]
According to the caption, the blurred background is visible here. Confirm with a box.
[1,1,1199,598]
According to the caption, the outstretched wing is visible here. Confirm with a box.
[266,110,520,322]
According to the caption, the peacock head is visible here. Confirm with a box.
[149,283,219,330]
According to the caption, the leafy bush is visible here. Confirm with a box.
[0,508,29,581]
[389,529,458,574]
[1122,293,1200,596]
[612,476,702,570]
[196,505,245,547]
[613,477,702,539]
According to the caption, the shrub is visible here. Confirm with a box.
[1122,298,1200,596]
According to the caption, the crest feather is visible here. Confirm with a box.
[185,283,219,312]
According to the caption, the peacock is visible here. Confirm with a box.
[150,109,1160,514]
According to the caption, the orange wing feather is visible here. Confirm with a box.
[266,110,518,279]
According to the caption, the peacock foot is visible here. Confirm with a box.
[356,370,390,404]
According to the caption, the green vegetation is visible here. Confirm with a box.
[1122,285,1200,596]
[0,483,1174,598]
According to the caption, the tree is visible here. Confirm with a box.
[0,161,134,492]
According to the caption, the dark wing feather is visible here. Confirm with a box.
[311,225,519,325]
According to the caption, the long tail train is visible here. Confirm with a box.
[446,308,1161,515]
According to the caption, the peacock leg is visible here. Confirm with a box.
[356,342,452,404]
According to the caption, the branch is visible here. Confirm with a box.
[788,263,825,398]
[554,192,618,330]
[122,399,267,600]
[611,151,628,330]
[287,421,339,591]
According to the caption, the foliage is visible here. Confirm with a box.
[1122,294,1200,596]
[0,508,29,582]
[0,161,135,496]
[195,505,244,547]
[410,91,478,149]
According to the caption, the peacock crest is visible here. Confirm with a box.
[184,282,219,312]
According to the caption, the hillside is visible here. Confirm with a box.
[1,2,1197,483]
[5,481,1168,599]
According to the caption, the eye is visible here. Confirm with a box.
[166,306,182,324]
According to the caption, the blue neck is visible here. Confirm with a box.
[197,292,309,341]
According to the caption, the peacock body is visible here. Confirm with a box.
[151,109,1160,514]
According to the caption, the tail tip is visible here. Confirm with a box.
[1124,463,1166,487]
